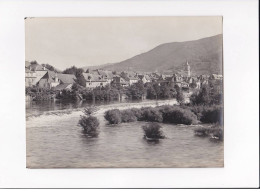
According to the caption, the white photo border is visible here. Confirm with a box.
[0,0,258,188]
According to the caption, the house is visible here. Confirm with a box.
[97,70,114,84]
[190,77,201,89]
[51,73,76,90]
[120,71,139,85]
[28,63,47,71]
[53,83,73,91]
[112,76,129,87]
[173,74,183,82]
[209,74,223,80]
[82,73,109,88]
[149,72,161,80]
[181,82,189,89]
[37,71,60,88]
[128,76,139,85]
[56,73,76,84]
[32,70,48,86]
[25,67,36,87]
[138,75,151,84]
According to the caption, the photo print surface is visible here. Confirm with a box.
[25,17,223,168]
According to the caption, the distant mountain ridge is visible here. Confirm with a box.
[85,34,223,76]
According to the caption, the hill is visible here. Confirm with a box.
[92,34,223,76]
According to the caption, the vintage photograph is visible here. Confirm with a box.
[25,17,223,168]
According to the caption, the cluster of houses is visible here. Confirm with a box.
[25,61,223,92]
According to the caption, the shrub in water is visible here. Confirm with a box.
[142,123,165,140]
[104,109,122,124]
[141,107,163,122]
[78,116,100,137]
[130,108,143,121]
[159,105,198,125]
[194,125,223,141]
[200,105,223,125]
[120,109,137,123]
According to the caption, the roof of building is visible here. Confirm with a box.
[29,63,46,71]
[98,70,114,79]
[25,61,31,68]
[82,73,106,82]
[57,73,76,84]
[25,68,34,73]
[211,74,223,79]
[32,71,48,85]
[53,83,72,91]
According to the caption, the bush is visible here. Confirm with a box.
[104,109,122,124]
[142,123,165,140]
[194,125,223,141]
[141,107,163,122]
[78,116,100,137]
[200,105,223,125]
[159,105,198,125]
[121,109,137,123]
[130,108,143,121]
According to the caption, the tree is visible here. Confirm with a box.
[75,73,86,87]
[153,82,161,99]
[176,87,185,105]
[126,81,145,100]
[78,106,100,137]
[42,63,58,72]
[190,82,197,89]
[30,60,38,65]
[63,66,86,87]
[190,84,223,105]
[160,84,173,99]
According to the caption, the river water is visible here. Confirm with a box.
[26,99,223,168]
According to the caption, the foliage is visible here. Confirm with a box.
[104,109,122,124]
[190,82,197,89]
[158,105,198,125]
[25,87,56,101]
[78,116,100,137]
[126,81,145,100]
[141,107,163,122]
[120,109,137,123]
[83,106,99,116]
[63,66,86,87]
[104,105,198,125]
[142,123,165,139]
[129,108,143,121]
[56,89,78,101]
[200,105,223,125]
[190,84,223,105]
[30,60,38,65]
[42,63,59,72]
[146,82,176,100]
[176,87,185,105]
[160,84,175,99]
[194,125,223,141]
[75,73,86,87]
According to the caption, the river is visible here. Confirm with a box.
[26,99,224,168]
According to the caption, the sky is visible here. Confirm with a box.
[25,17,222,70]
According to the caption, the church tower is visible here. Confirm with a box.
[185,61,191,77]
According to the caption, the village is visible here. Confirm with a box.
[25,60,223,101]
